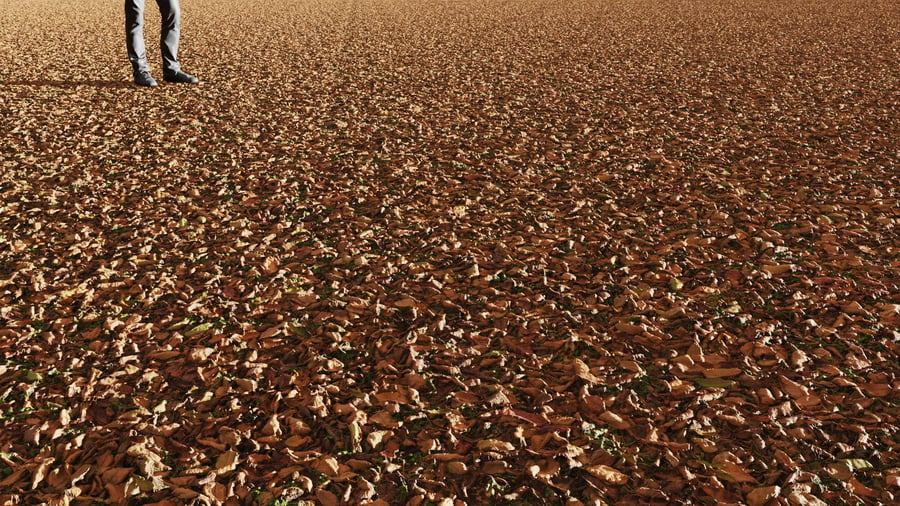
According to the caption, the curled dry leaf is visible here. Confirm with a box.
[597,411,633,430]
[476,439,516,452]
[573,358,600,384]
[586,465,629,485]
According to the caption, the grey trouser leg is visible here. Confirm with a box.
[125,0,181,74]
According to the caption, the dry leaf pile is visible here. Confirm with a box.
[1,0,898,504]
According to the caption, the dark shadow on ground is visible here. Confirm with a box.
[0,79,134,89]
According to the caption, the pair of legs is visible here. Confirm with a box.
[125,0,197,86]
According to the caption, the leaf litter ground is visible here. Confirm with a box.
[0,0,898,504]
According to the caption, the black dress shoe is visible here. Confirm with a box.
[134,71,158,87]
[163,70,199,84]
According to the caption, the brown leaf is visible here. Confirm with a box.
[31,458,54,490]
[316,489,340,506]
[394,298,418,308]
[447,461,468,474]
[314,456,340,477]
[780,376,821,406]
[859,382,891,397]
[573,358,599,384]
[597,410,633,430]
[847,478,880,497]
[262,256,280,274]
[703,367,743,378]
[717,461,758,483]
[215,450,239,474]
[747,485,781,506]
[585,464,629,485]
[787,490,828,506]
[476,439,515,452]
[481,461,510,474]
[101,467,133,485]
[762,264,795,276]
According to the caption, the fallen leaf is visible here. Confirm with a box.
[215,450,239,474]
[585,464,629,485]
[703,367,743,378]
[693,378,735,389]
[717,461,758,483]
[573,358,600,384]
[747,485,781,506]
[476,439,515,452]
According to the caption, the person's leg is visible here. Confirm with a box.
[156,0,181,74]
[125,0,149,74]
[156,0,197,83]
